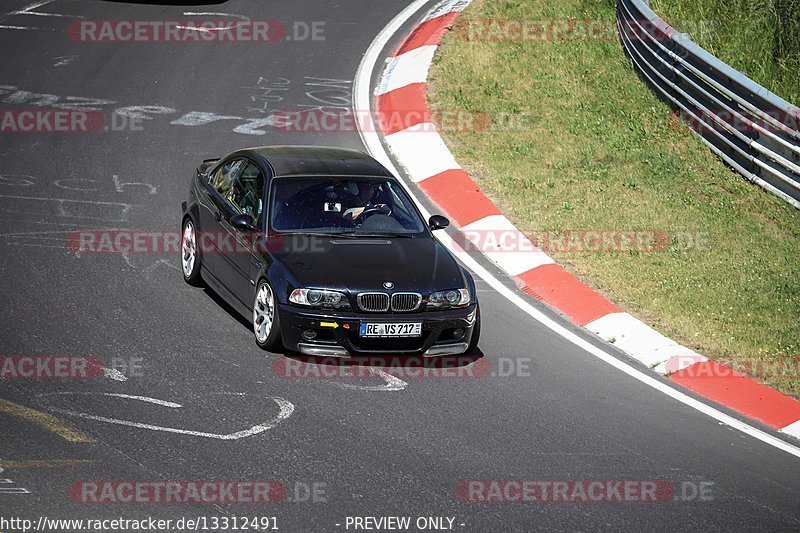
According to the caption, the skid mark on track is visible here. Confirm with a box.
[6,242,64,249]
[0,398,94,443]
[183,12,249,20]
[0,0,84,30]
[52,55,76,67]
[0,194,135,222]
[0,459,105,469]
[0,228,122,254]
[175,12,250,33]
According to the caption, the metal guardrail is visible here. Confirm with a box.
[617,0,800,209]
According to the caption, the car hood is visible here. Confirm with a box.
[268,235,464,294]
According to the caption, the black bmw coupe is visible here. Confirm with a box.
[180,146,479,357]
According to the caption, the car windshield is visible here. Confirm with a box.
[270,177,427,234]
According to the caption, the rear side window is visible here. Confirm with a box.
[227,162,265,225]
[210,159,266,226]
[211,159,245,196]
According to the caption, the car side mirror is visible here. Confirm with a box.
[230,213,255,231]
[428,215,450,231]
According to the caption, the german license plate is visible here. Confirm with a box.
[359,322,422,337]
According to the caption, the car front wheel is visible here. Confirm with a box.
[253,279,282,351]
[181,218,202,285]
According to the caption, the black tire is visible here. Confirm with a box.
[467,304,481,352]
[253,279,282,351]
[181,218,202,286]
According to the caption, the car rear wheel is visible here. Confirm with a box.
[181,218,202,286]
[253,280,282,351]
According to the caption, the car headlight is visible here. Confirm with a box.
[427,288,470,309]
[289,288,351,309]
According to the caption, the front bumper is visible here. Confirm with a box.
[278,303,478,357]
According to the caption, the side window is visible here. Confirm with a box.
[227,162,265,225]
[211,159,245,197]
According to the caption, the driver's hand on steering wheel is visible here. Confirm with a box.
[343,206,366,221]
[343,204,390,222]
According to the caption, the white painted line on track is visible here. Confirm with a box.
[354,0,800,458]
[781,420,800,439]
[330,368,408,392]
[102,367,127,381]
[99,393,180,407]
[40,394,294,440]
[47,392,179,407]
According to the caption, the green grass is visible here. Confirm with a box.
[651,0,800,105]
[428,0,800,397]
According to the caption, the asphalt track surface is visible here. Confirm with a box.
[0,1,798,531]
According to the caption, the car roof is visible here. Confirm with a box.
[241,145,395,179]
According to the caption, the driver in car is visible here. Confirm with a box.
[342,182,390,223]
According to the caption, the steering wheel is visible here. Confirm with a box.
[353,204,391,226]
